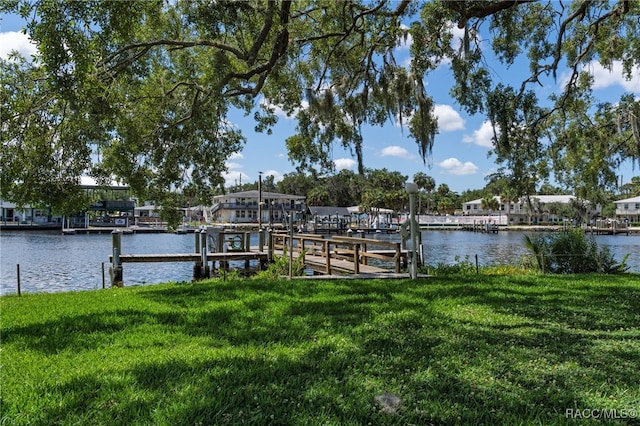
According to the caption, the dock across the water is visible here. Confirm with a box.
[461,221,499,233]
[587,219,630,235]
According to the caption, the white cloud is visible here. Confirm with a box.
[438,157,479,175]
[261,169,283,182]
[225,162,242,170]
[397,24,413,51]
[434,104,465,131]
[229,152,244,160]
[222,171,249,187]
[394,110,414,127]
[0,31,37,59]
[380,145,415,159]
[394,99,464,131]
[446,23,468,55]
[431,22,476,69]
[260,96,308,119]
[586,61,640,93]
[559,60,640,94]
[462,120,495,148]
[223,169,283,186]
[334,158,356,171]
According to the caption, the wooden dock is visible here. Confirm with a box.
[271,233,408,275]
[110,252,267,263]
[461,222,499,233]
[588,220,630,235]
[107,230,412,286]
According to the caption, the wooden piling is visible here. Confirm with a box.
[200,229,209,278]
[16,264,21,296]
[267,229,274,262]
[109,229,123,287]
[193,230,202,280]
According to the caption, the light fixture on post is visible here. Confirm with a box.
[404,182,419,279]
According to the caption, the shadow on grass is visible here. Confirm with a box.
[2,275,639,425]
[0,309,171,354]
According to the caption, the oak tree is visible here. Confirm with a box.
[1,0,638,213]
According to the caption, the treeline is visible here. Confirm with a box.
[217,169,637,216]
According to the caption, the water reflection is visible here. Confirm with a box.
[1,230,638,295]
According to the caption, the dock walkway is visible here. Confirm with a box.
[107,230,412,286]
[270,233,407,275]
[112,252,267,263]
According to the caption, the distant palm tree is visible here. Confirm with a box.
[413,172,435,214]
[481,196,499,215]
[500,188,518,225]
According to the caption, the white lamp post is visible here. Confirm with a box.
[258,171,263,230]
[405,182,419,279]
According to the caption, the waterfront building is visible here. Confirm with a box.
[614,195,640,223]
[461,195,601,224]
[0,199,56,226]
[1,177,135,229]
[67,178,134,228]
[210,190,306,225]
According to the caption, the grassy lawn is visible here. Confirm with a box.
[1,274,639,425]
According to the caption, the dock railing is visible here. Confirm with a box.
[271,233,404,274]
[331,235,404,272]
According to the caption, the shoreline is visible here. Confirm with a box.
[2,222,639,235]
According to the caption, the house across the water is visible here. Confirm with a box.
[1,177,135,229]
[615,196,640,223]
[461,195,601,224]
[210,190,306,226]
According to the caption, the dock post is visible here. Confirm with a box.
[16,264,21,296]
[395,242,403,273]
[193,230,202,280]
[244,231,251,269]
[267,228,273,262]
[259,229,268,269]
[324,240,331,274]
[109,229,123,287]
[353,244,360,274]
[200,229,209,278]
[288,214,294,279]
[417,231,423,266]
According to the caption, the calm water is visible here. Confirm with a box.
[1,230,638,295]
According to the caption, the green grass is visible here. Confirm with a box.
[1,275,639,425]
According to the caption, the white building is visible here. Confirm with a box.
[211,190,306,225]
[0,200,56,225]
[614,196,640,223]
[462,195,601,224]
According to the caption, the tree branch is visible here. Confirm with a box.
[247,1,276,65]
[100,38,246,71]
[223,0,292,97]
[456,0,538,28]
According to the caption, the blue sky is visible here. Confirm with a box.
[2,12,639,194]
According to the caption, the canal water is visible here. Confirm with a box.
[1,230,638,295]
